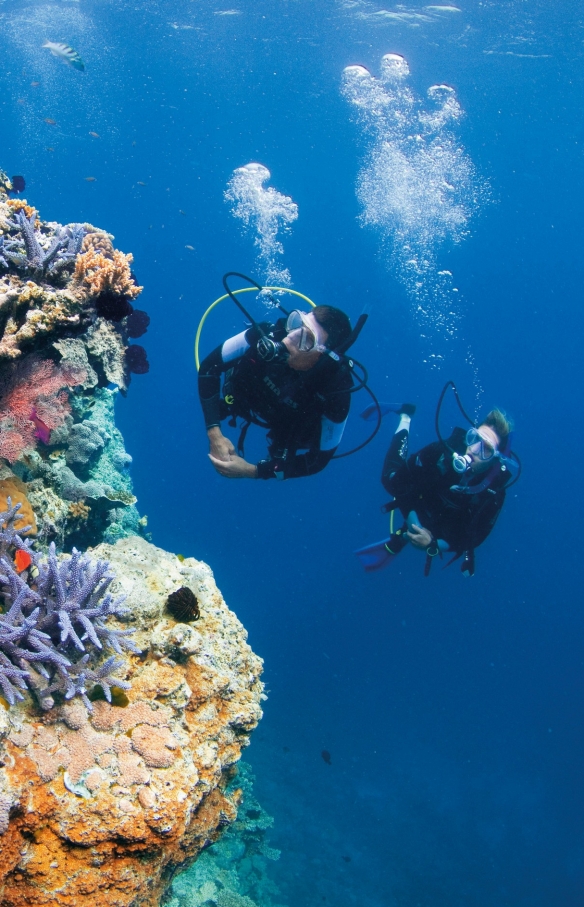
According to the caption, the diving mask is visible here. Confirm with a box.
[452,427,499,474]
[286,311,328,353]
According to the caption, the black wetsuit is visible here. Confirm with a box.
[381,426,510,556]
[198,321,352,480]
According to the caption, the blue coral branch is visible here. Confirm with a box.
[0,501,135,709]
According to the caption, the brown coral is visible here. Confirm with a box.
[74,248,143,300]
[68,500,91,521]
[81,231,115,258]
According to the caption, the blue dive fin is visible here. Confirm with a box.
[355,538,399,572]
[360,403,401,423]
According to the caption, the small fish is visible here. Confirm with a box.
[84,176,96,182]
[14,549,32,573]
[17,98,26,106]
[179,209,186,215]
[43,41,85,71]
[44,117,56,125]
[46,146,55,152]
[136,181,146,186]
[30,408,51,444]
[9,175,26,194]
[31,81,40,87]
[89,131,100,138]
[321,749,332,765]
[185,244,194,250]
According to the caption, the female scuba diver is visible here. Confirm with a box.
[355,390,519,577]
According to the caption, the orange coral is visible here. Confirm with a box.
[6,199,37,220]
[81,232,115,257]
[74,247,143,300]
[0,476,37,534]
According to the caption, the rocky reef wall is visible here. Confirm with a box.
[0,169,150,551]
[0,171,266,906]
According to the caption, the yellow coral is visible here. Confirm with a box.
[7,199,37,220]
[74,247,143,300]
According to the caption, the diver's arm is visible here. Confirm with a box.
[198,327,261,428]
[198,345,226,429]
[209,447,257,478]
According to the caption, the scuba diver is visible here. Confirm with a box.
[198,302,355,480]
[355,388,520,576]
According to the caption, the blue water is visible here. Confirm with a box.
[2,1,583,904]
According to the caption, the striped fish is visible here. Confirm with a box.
[42,41,85,71]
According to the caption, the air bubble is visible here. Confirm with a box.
[341,54,489,353]
[224,163,298,286]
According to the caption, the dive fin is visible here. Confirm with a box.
[355,538,401,572]
[360,403,402,423]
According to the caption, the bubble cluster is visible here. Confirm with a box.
[341,54,488,349]
[224,162,298,287]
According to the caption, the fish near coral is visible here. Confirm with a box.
[14,549,32,573]
[42,41,85,72]
[8,175,25,196]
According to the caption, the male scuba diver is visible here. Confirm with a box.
[198,305,354,479]
[355,396,519,576]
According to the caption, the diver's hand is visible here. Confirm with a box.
[405,523,434,549]
[208,452,258,479]
[207,426,236,462]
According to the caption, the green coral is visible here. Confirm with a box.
[167,763,286,907]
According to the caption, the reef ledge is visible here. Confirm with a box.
[0,535,264,906]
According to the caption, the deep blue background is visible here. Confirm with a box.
[1,1,583,904]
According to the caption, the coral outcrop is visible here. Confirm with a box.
[0,171,149,550]
[0,536,264,906]
[0,167,266,907]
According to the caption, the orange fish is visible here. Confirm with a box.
[84,176,96,182]
[44,117,56,125]
[14,549,32,573]
[89,131,100,138]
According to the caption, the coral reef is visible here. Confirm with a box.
[0,174,150,550]
[0,500,136,710]
[74,234,143,301]
[0,536,264,907]
[167,762,286,907]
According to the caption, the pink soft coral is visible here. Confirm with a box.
[0,357,86,463]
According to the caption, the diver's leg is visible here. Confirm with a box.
[381,403,416,493]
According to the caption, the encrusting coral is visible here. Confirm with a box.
[0,535,264,907]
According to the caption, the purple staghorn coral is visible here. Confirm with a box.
[2,211,86,274]
[0,499,138,711]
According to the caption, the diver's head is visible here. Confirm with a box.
[452,410,512,475]
[283,305,352,371]
[452,423,501,475]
